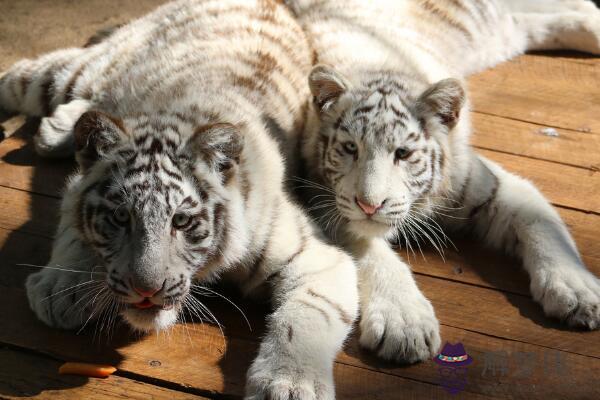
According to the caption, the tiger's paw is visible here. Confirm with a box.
[34,99,90,158]
[25,269,100,330]
[359,290,441,364]
[532,267,600,330]
[245,352,334,400]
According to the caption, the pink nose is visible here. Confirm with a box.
[132,285,161,298]
[356,197,383,216]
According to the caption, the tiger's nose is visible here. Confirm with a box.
[131,279,165,298]
[355,197,384,216]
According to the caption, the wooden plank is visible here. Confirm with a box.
[528,50,600,67]
[333,362,490,400]
[469,54,600,133]
[0,0,167,71]
[340,324,600,400]
[0,347,208,399]
[0,287,491,400]
[418,275,600,358]
[0,284,597,400]
[479,149,600,214]
[0,185,59,238]
[471,112,600,170]
[0,127,72,199]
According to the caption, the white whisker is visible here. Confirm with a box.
[191,285,252,331]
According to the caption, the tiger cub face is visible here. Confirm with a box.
[308,66,465,238]
[70,111,242,331]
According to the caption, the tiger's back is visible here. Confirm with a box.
[1,0,312,162]
[289,0,600,82]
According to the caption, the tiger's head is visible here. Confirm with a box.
[67,110,243,332]
[306,65,466,239]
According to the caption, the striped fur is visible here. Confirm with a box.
[291,0,600,364]
[2,1,359,398]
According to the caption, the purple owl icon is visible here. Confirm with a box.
[434,342,473,395]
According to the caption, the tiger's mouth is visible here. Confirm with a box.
[128,299,175,311]
[126,297,180,313]
[120,301,181,332]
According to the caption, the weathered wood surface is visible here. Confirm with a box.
[0,347,210,399]
[1,1,599,399]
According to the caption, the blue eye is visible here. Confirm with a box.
[343,141,358,155]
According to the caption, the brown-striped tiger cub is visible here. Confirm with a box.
[0,1,358,399]
[289,0,600,365]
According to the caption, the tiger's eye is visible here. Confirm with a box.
[343,141,358,155]
[113,208,130,225]
[394,147,412,161]
[219,160,233,172]
[172,213,192,230]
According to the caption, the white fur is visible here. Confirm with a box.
[292,0,600,365]
[35,99,91,157]
[4,1,360,399]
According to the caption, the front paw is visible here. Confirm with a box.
[25,270,101,330]
[245,353,334,400]
[359,292,441,364]
[532,267,600,329]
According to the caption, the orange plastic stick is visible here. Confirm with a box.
[58,362,117,378]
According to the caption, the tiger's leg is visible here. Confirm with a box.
[244,204,358,400]
[0,47,92,156]
[350,237,441,364]
[0,48,86,117]
[451,154,600,329]
[506,0,600,54]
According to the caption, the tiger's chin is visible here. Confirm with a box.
[347,218,395,239]
[120,306,179,332]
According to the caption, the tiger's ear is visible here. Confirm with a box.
[416,78,465,131]
[309,65,351,112]
[187,123,244,174]
[73,111,127,170]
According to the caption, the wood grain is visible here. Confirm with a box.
[418,275,600,358]
[0,127,72,198]
[479,149,600,214]
[0,283,597,400]
[0,0,166,71]
[469,54,600,133]
[0,286,496,400]
[0,347,209,399]
[0,185,59,238]
[471,111,600,170]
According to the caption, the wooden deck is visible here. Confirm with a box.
[0,2,599,399]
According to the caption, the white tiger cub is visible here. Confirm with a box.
[0,1,358,398]
[289,0,600,364]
